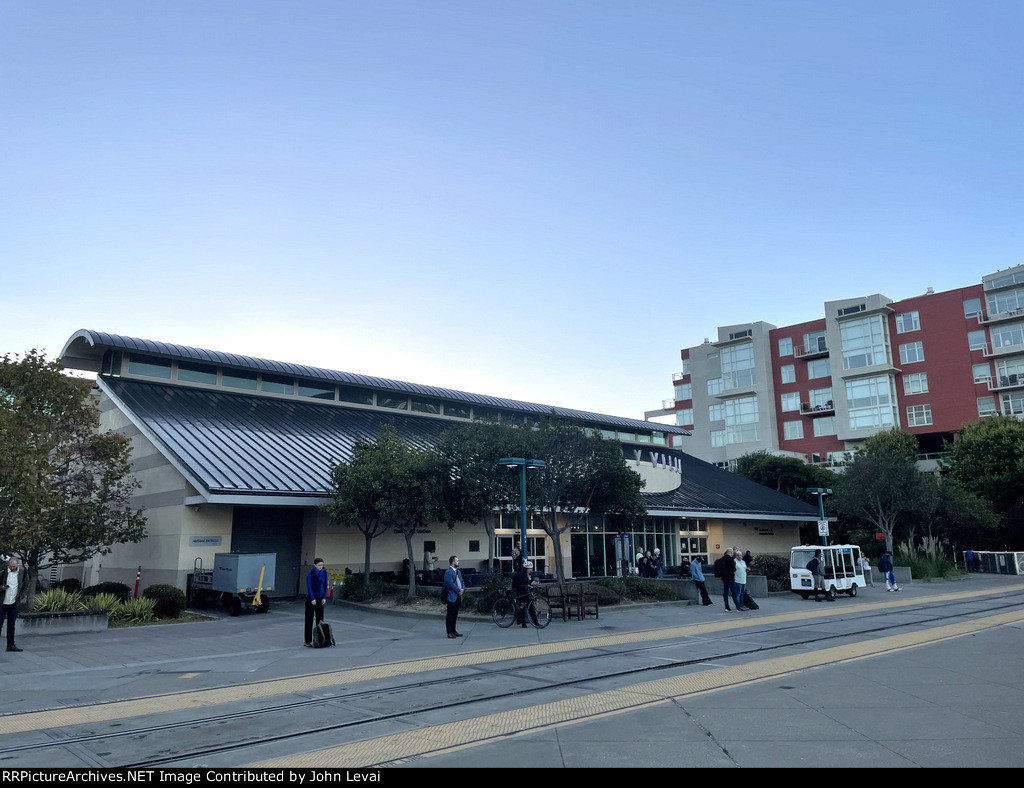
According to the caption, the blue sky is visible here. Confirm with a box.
[2,1,1022,420]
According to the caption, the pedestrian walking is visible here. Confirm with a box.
[304,558,329,647]
[444,555,465,638]
[878,551,901,591]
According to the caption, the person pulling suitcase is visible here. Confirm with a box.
[305,558,330,647]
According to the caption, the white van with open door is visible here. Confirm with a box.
[790,544,864,599]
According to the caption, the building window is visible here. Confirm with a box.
[674,383,692,401]
[724,395,759,444]
[128,354,172,379]
[444,403,470,418]
[996,358,1024,388]
[809,387,832,408]
[898,341,924,364]
[676,408,694,426]
[378,395,409,410]
[813,417,837,437]
[708,403,725,421]
[681,358,691,375]
[261,374,294,395]
[895,311,920,333]
[222,369,258,390]
[978,396,997,416]
[973,363,992,384]
[902,373,928,395]
[778,337,793,356]
[846,375,898,430]
[338,385,374,405]
[707,378,724,396]
[841,315,889,370]
[963,298,982,319]
[780,392,800,412]
[721,343,756,390]
[783,421,803,440]
[1001,392,1024,417]
[803,331,827,353]
[991,323,1024,351]
[177,361,218,385]
[807,358,831,379]
[298,381,335,400]
[987,287,1024,317]
[411,398,441,414]
[967,330,988,352]
[710,429,726,448]
[906,404,933,427]
[781,365,796,384]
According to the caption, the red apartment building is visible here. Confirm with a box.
[648,264,1023,471]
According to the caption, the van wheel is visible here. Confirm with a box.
[800,593,809,600]
[848,584,857,597]
[229,597,242,617]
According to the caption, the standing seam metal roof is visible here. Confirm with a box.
[63,330,690,436]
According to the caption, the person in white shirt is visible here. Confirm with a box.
[859,555,873,586]
[1,556,28,652]
[733,547,748,607]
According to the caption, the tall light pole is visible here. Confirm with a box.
[808,487,832,546]
[500,457,546,567]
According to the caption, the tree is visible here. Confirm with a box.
[832,429,936,554]
[524,420,647,584]
[434,420,525,572]
[323,423,447,591]
[0,350,147,604]
[734,451,838,503]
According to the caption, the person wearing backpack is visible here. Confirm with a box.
[304,558,329,647]
[878,551,900,591]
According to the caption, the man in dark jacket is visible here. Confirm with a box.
[878,552,900,591]
[304,558,329,647]
[715,549,746,611]
[806,549,830,602]
[512,560,539,627]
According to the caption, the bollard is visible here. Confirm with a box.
[133,565,142,599]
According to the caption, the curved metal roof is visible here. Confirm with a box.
[103,378,816,521]
[62,330,690,436]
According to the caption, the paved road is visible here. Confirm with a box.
[1,573,1022,768]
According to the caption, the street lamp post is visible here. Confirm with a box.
[807,487,833,546]
[499,457,546,567]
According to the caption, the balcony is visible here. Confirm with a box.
[989,374,1024,392]
[794,341,829,359]
[800,400,835,416]
[982,339,1024,358]
[672,371,688,381]
[975,306,1024,325]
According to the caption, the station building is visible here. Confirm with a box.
[57,330,821,596]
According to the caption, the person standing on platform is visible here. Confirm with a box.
[689,556,713,606]
[1,556,28,653]
[512,560,539,627]
[733,547,748,606]
[878,551,901,591]
[304,558,329,647]
[859,554,874,586]
[715,549,746,611]
[807,549,831,602]
[652,548,664,578]
[511,540,523,572]
[444,555,465,638]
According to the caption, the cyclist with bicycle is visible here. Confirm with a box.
[512,560,540,627]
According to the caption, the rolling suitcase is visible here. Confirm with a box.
[742,592,759,610]
[312,621,336,648]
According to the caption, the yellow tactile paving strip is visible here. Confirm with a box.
[0,583,1020,737]
[258,607,1024,768]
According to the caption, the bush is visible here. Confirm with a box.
[586,582,622,606]
[751,555,790,587]
[592,577,675,602]
[895,550,958,579]
[85,592,122,614]
[50,579,82,593]
[113,597,156,625]
[83,582,133,601]
[473,573,511,613]
[142,584,186,618]
[32,588,87,612]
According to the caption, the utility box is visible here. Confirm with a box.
[189,553,276,616]
[212,553,276,593]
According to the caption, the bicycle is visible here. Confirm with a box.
[491,588,552,629]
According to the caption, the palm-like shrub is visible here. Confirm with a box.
[112,597,156,625]
[32,588,87,612]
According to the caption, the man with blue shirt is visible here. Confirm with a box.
[444,555,465,639]
[304,558,329,647]
[689,556,713,606]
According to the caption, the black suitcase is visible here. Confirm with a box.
[312,621,336,648]
[742,592,759,610]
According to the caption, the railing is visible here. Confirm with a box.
[672,372,688,381]
[983,339,1024,357]
[977,306,1024,325]
[794,342,828,359]
[989,374,1024,391]
[800,400,834,415]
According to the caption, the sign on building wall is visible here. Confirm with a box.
[189,536,223,546]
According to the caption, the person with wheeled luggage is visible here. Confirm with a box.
[304,557,329,647]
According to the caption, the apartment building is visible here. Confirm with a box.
[649,264,1024,470]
